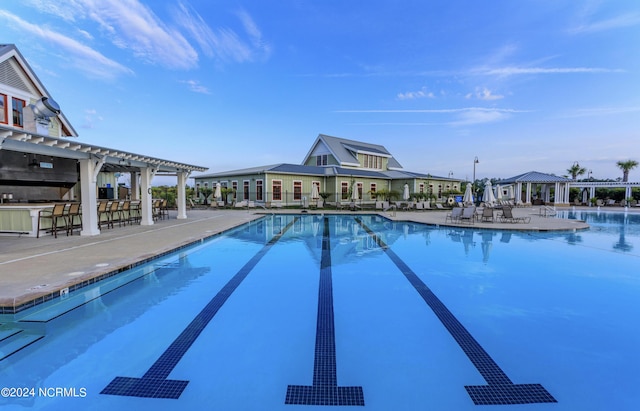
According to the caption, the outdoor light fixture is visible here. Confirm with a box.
[473,156,479,183]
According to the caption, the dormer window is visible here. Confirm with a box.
[316,154,328,166]
[363,154,382,169]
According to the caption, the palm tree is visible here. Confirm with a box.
[567,162,587,180]
[616,160,638,182]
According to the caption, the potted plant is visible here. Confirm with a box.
[318,192,331,208]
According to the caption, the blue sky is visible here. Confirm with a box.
[2,0,639,183]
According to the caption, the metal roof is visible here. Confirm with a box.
[302,134,404,169]
[0,125,207,173]
[499,171,572,184]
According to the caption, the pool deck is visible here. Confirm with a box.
[0,206,596,313]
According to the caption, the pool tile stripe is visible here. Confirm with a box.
[355,218,556,406]
[101,217,299,400]
[285,217,365,406]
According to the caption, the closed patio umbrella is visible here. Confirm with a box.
[351,184,359,201]
[214,183,221,200]
[311,183,320,200]
[463,183,473,205]
[483,180,496,206]
[403,184,410,201]
[495,184,503,201]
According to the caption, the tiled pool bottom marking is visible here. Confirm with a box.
[355,218,557,406]
[101,218,300,399]
[285,217,365,406]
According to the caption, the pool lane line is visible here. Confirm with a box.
[285,216,365,406]
[355,218,557,406]
[100,217,300,400]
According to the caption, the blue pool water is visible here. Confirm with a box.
[1,212,639,410]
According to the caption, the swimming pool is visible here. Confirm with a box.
[1,212,639,410]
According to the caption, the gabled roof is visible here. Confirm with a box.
[499,171,572,184]
[0,44,77,137]
[302,134,403,169]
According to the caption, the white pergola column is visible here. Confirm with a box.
[78,158,100,236]
[525,183,532,204]
[139,166,155,226]
[130,171,139,200]
[176,171,189,219]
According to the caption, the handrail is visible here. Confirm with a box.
[539,205,557,217]
[384,204,397,217]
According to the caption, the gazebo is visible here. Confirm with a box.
[498,171,572,206]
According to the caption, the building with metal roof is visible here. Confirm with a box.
[0,44,207,236]
[195,134,462,207]
[499,171,572,206]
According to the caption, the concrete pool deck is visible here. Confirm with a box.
[0,206,596,313]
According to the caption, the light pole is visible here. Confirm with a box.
[473,156,479,183]
[473,156,479,203]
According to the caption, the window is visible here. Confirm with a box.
[0,94,6,124]
[272,180,282,201]
[256,180,263,201]
[370,183,377,199]
[341,181,349,200]
[293,181,302,201]
[363,154,383,169]
[419,183,425,193]
[12,97,25,128]
[357,182,363,200]
[243,180,250,200]
[316,154,328,166]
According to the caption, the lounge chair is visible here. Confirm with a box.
[499,207,531,223]
[480,207,494,222]
[445,207,463,223]
[435,203,449,210]
[459,207,476,224]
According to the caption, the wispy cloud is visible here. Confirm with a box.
[173,2,270,63]
[180,79,211,94]
[337,107,526,126]
[397,87,435,100]
[478,66,623,76]
[561,106,640,118]
[0,10,133,80]
[569,12,640,34]
[84,0,198,70]
[82,108,104,129]
[466,87,504,101]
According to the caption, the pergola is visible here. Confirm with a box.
[0,124,207,236]
[569,181,640,204]
[499,171,572,206]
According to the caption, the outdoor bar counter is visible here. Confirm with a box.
[0,203,55,237]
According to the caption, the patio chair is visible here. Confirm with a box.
[118,200,131,226]
[152,199,162,221]
[37,203,69,238]
[481,207,494,222]
[499,207,531,223]
[67,202,82,234]
[445,207,463,223]
[107,200,121,228]
[459,207,476,224]
[129,201,141,224]
[97,201,110,229]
